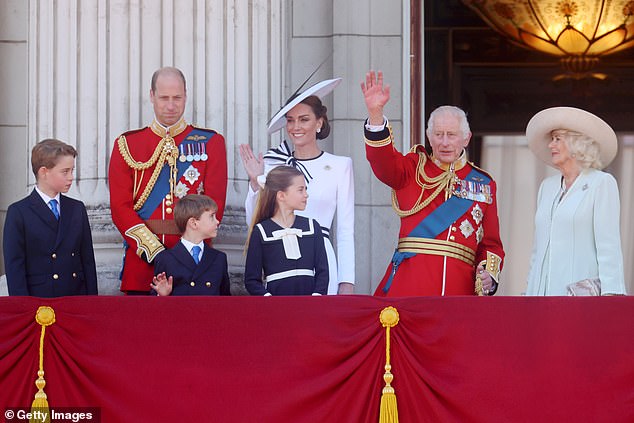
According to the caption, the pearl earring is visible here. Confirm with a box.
[317,127,321,133]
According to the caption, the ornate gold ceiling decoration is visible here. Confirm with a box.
[463,0,634,79]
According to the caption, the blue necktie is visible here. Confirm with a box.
[191,246,201,264]
[48,199,59,220]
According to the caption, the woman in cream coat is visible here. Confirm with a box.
[525,107,626,296]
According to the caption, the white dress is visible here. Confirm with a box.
[526,168,626,295]
[245,141,355,294]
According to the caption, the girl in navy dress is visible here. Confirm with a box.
[244,166,328,296]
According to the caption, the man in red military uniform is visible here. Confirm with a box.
[360,70,504,296]
[109,67,227,294]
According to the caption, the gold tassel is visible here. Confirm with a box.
[379,306,400,423]
[30,306,56,423]
[475,273,485,296]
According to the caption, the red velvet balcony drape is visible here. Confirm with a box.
[1,296,633,422]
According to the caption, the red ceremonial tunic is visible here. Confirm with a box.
[365,126,504,296]
[109,119,227,292]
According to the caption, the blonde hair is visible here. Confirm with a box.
[555,129,603,169]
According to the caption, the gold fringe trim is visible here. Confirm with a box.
[391,152,456,217]
[379,306,399,423]
[30,306,55,423]
[116,135,179,211]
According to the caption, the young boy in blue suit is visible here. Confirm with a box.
[3,139,98,296]
[151,194,230,296]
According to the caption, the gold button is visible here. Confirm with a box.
[451,227,456,232]
[53,274,59,280]
[449,236,455,241]
[51,253,57,259]
[166,207,173,214]
[190,281,195,287]
[165,194,172,200]
[72,273,77,278]
[206,282,211,287]
[165,200,173,207]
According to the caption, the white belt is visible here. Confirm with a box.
[265,269,315,283]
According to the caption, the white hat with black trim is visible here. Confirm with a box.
[267,78,342,134]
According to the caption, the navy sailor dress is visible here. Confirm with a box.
[245,216,329,295]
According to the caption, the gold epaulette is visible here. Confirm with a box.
[365,124,394,148]
[125,223,165,263]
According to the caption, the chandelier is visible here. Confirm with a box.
[462,1,634,79]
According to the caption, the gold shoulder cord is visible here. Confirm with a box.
[117,135,179,211]
[391,152,455,217]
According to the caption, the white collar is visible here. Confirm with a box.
[180,238,204,254]
[35,186,60,205]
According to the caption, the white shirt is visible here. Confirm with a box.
[35,186,61,217]
[180,238,204,262]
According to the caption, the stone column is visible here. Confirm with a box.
[23,0,286,294]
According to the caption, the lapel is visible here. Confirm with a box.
[55,195,74,248]
[172,241,198,273]
[555,169,594,214]
[28,189,59,231]
[192,244,218,280]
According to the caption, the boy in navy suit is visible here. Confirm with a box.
[3,139,98,296]
[151,194,230,296]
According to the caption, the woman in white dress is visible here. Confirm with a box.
[525,107,626,296]
[239,79,355,295]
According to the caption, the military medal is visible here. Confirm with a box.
[184,165,201,184]
[179,144,187,162]
[186,144,194,162]
[193,143,201,161]
[200,143,208,161]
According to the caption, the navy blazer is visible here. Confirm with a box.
[154,242,230,296]
[3,190,98,297]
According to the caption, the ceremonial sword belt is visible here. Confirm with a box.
[396,237,475,266]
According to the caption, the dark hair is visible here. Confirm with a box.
[244,166,304,252]
[173,194,217,234]
[151,67,187,93]
[31,139,77,178]
[300,95,330,139]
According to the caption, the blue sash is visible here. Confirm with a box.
[137,128,215,220]
[383,167,490,293]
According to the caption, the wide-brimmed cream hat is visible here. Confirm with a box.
[526,106,617,169]
[267,78,342,134]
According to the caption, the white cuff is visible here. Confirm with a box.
[365,117,388,132]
